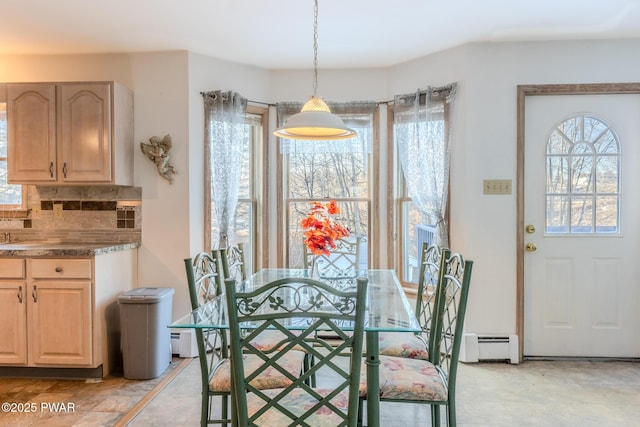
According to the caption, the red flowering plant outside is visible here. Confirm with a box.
[301,200,350,256]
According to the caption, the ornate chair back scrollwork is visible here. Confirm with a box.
[219,243,247,286]
[304,236,361,279]
[185,252,306,427]
[184,253,230,426]
[378,243,444,360]
[225,276,368,426]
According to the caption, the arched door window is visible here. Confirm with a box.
[546,114,620,234]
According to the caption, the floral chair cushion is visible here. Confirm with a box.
[249,329,303,351]
[378,332,429,360]
[359,355,447,402]
[246,387,351,426]
[209,350,306,392]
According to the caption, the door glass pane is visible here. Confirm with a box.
[545,114,620,235]
[571,154,594,193]
[594,129,617,154]
[570,195,593,233]
[546,195,569,233]
[546,156,569,194]
[596,156,618,193]
[547,130,571,154]
[596,196,618,233]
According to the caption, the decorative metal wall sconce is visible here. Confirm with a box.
[140,134,177,184]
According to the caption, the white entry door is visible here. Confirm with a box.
[524,94,640,357]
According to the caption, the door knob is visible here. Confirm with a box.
[526,243,537,252]
[525,224,536,234]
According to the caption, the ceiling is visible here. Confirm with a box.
[2,0,639,69]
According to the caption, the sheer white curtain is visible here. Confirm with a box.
[203,90,248,249]
[394,84,457,248]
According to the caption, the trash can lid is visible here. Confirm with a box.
[118,287,175,304]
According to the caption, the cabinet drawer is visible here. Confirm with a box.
[30,259,92,279]
[0,259,26,278]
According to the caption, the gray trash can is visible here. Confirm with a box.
[118,287,175,379]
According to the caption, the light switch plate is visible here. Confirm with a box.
[53,203,63,218]
[483,179,512,195]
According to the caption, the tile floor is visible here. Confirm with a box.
[2,358,639,426]
[129,358,640,426]
[0,358,184,427]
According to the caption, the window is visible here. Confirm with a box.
[393,87,455,285]
[399,197,439,283]
[546,114,620,234]
[0,102,26,211]
[279,102,377,269]
[209,107,264,273]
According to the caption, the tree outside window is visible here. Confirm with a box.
[279,102,377,269]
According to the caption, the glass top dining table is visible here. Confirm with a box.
[170,268,421,427]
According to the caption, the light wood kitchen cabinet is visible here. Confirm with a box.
[0,259,27,365]
[0,258,92,367]
[0,247,137,377]
[28,258,93,366]
[6,81,133,185]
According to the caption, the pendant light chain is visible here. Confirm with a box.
[272,0,356,140]
[312,0,319,97]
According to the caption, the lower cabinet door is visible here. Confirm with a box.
[0,282,27,364]
[28,281,92,366]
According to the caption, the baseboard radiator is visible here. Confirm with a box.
[461,333,519,364]
[170,330,198,358]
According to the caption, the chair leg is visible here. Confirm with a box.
[431,404,440,426]
[447,400,455,427]
[221,395,228,427]
[303,353,317,387]
[202,394,209,427]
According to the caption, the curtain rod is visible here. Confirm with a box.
[202,83,455,108]
[199,91,275,107]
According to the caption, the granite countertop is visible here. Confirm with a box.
[0,241,140,257]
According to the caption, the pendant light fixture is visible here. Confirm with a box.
[274,0,356,140]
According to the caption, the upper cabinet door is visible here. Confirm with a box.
[7,84,57,182]
[59,83,112,182]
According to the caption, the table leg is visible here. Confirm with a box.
[365,331,380,427]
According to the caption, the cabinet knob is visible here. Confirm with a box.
[55,267,63,273]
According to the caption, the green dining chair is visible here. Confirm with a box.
[377,243,444,360]
[184,253,306,427]
[359,250,473,427]
[224,276,368,426]
[217,244,316,385]
[302,236,362,350]
[303,236,361,279]
[219,243,247,286]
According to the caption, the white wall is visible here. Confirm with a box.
[128,51,191,319]
[2,38,639,339]
[384,39,640,339]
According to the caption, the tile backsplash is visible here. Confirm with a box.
[0,185,142,244]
